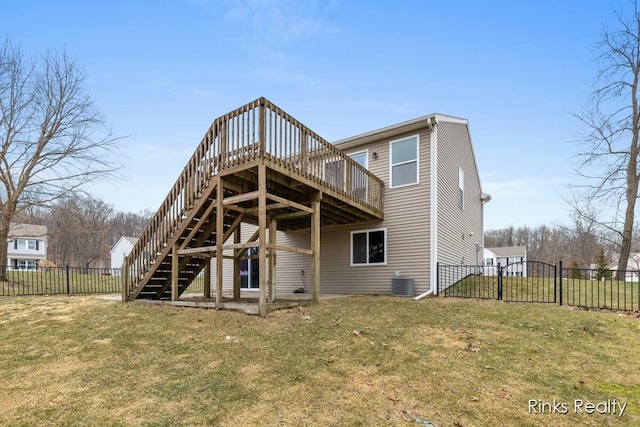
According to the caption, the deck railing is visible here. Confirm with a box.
[123,97,384,299]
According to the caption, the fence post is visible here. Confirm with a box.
[558,260,563,306]
[497,262,502,300]
[66,265,71,296]
[435,262,439,296]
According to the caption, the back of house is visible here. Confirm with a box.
[213,113,488,296]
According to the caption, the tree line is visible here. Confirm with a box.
[484,222,640,268]
[14,196,152,269]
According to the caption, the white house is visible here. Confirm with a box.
[593,253,640,282]
[110,236,139,275]
[483,246,527,277]
[7,223,48,270]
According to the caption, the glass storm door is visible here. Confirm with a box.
[240,247,259,290]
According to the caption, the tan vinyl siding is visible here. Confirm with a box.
[210,223,313,293]
[436,122,483,267]
[280,128,432,295]
[210,119,485,297]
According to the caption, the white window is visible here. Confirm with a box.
[350,151,367,169]
[17,260,37,270]
[390,135,419,188]
[350,228,387,266]
[15,239,38,251]
[459,167,464,209]
[485,258,494,266]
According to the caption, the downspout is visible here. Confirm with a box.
[479,191,492,270]
[415,116,438,300]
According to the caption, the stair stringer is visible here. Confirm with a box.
[128,176,220,300]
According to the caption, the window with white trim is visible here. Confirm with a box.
[350,228,386,266]
[458,167,464,209]
[16,260,37,270]
[390,135,419,188]
[15,239,39,251]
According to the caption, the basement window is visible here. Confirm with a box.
[351,228,387,266]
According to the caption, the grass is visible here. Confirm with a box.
[445,275,640,311]
[0,295,639,426]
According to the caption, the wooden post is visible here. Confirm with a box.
[216,176,224,308]
[311,199,321,302]
[258,164,267,316]
[204,260,211,299]
[122,255,129,302]
[233,223,241,300]
[268,217,277,303]
[171,244,179,301]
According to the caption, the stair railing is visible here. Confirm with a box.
[123,97,384,299]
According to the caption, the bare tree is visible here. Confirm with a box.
[109,209,153,244]
[51,196,113,268]
[0,39,119,278]
[572,1,640,275]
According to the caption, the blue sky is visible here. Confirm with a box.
[0,0,622,230]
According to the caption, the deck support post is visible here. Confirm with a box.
[258,164,268,316]
[233,223,241,300]
[122,255,129,302]
[204,260,211,299]
[171,244,179,301]
[216,176,224,308]
[311,198,321,302]
[268,217,277,303]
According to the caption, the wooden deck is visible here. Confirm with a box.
[122,97,384,316]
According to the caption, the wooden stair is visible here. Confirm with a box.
[122,97,385,303]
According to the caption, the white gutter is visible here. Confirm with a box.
[415,116,439,301]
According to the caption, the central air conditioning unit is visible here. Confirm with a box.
[391,277,414,297]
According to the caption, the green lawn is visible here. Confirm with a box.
[0,295,639,426]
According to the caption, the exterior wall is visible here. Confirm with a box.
[209,119,486,297]
[110,238,136,273]
[482,248,527,276]
[7,224,48,269]
[436,122,483,268]
[311,127,431,295]
[483,248,498,275]
[211,127,433,296]
[498,256,527,277]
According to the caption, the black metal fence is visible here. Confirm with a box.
[0,266,122,296]
[437,261,640,312]
[0,266,205,297]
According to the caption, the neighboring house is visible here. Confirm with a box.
[591,253,640,282]
[214,113,490,296]
[6,223,48,270]
[110,236,139,274]
[483,246,527,277]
